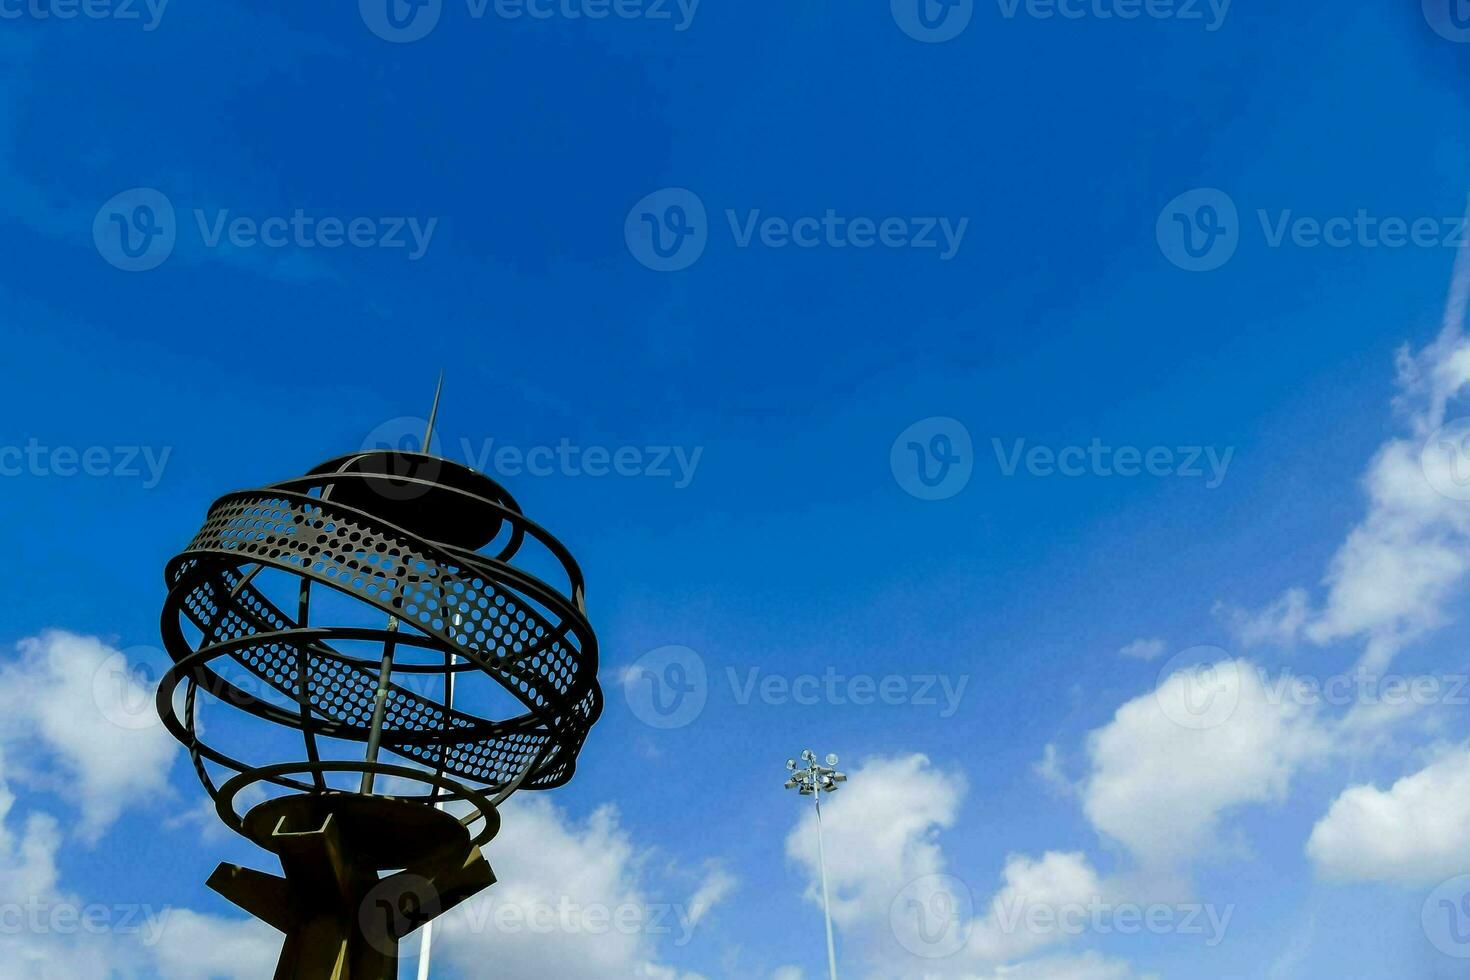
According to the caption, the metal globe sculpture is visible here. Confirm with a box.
[156,412,602,978]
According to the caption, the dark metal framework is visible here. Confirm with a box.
[156,447,603,977]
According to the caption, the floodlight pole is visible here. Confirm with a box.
[812,780,838,980]
[784,750,847,980]
[415,897,438,980]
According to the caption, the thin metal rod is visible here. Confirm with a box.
[366,373,444,801]
[419,621,457,980]
[814,787,839,980]
[359,616,400,795]
[227,564,264,598]
[430,616,460,787]
[296,578,326,791]
[424,371,444,449]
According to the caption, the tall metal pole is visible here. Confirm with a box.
[812,781,838,980]
[417,648,453,980]
[784,750,847,980]
[415,873,438,980]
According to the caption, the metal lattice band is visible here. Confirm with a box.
[157,450,603,823]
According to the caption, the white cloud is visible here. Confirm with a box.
[1265,913,1315,980]
[1228,240,1470,671]
[0,758,106,980]
[0,632,178,843]
[686,867,737,929]
[1083,660,1327,871]
[1034,744,1074,796]
[149,912,279,980]
[965,852,1110,964]
[785,754,965,930]
[435,794,718,980]
[1307,747,1470,883]
[1117,639,1166,661]
[782,756,1145,980]
[0,630,725,979]
[165,784,266,845]
[1218,589,1309,650]
[962,952,1154,980]
[0,742,268,980]
[1304,436,1470,668]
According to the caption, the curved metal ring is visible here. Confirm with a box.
[215,761,502,849]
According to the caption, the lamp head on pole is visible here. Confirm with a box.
[781,750,848,797]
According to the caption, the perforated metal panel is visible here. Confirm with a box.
[158,452,601,816]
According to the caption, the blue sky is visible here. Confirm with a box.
[3,2,1470,978]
